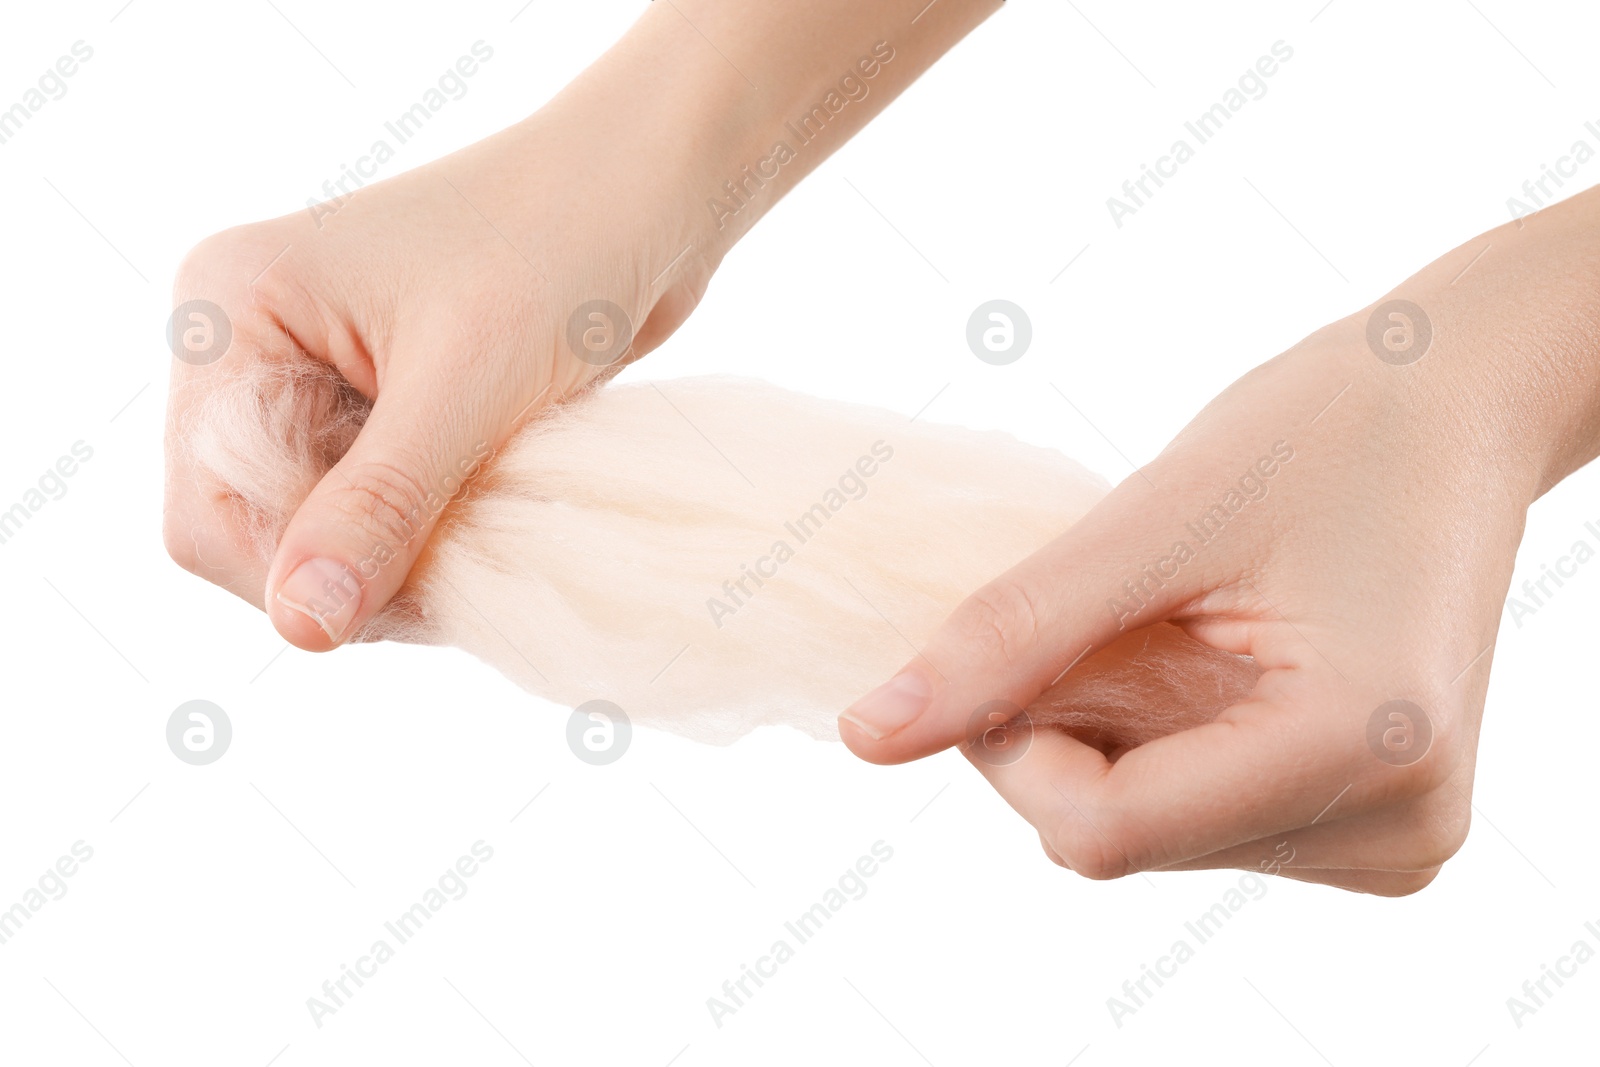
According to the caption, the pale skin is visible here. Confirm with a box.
[841,189,1600,895]
[165,0,1003,642]
[166,1,1600,895]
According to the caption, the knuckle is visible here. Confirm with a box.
[1047,808,1137,882]
[1378,867,1442,897]
[1038,834,1071,870]
[162,518,200,575]
[1407,799,1473,870]
[1391,737,1458,798]
[327,460,432,547]
[1363,688,1470,799]
[171,224,304,341]
[173,225,272,303]
[171,233,229,302]
[955,576,1043,669]
[1385,758,1442,801]
[1060,840,1131,882]
[1374,701,1462,799]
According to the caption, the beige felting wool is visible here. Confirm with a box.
[176,358,1260,747]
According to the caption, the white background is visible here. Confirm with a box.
[2,1,1598,1064]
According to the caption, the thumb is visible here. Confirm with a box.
[838,492,1207,764]
[264,376,495,650]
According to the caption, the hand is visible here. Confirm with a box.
[164,0,1002,651]
[839,188,1600,895]
[164,117,712,649]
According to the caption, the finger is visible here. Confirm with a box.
[1038,833,1070,869]
[1155,766,1472,874]
[263,359,501,650]
[165,229,305,603]
[1030,821,1441,896]
[1269,866,1442,897]
[165,359,274,604]
[162,462,274,608]
[1024,806,1452,895]
[168,228,537,650]
[965,727,1131,879]
[964,687,1454,877]
[1030,825,1446,895]
[1153,810,1466,875]
[839,482,1216,764]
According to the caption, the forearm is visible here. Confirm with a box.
[527,0,1003,257]
[1299,185,1600,512]
[1410,187,1600,497]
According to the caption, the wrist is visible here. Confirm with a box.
[535,0,1003,262]
[1345,188,1600,509]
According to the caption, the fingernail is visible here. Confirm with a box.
[840,670,932,741]
[275,557,363,642]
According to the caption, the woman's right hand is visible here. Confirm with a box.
[840,186,1600,894]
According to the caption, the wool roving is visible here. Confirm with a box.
[175,358,1259,747]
